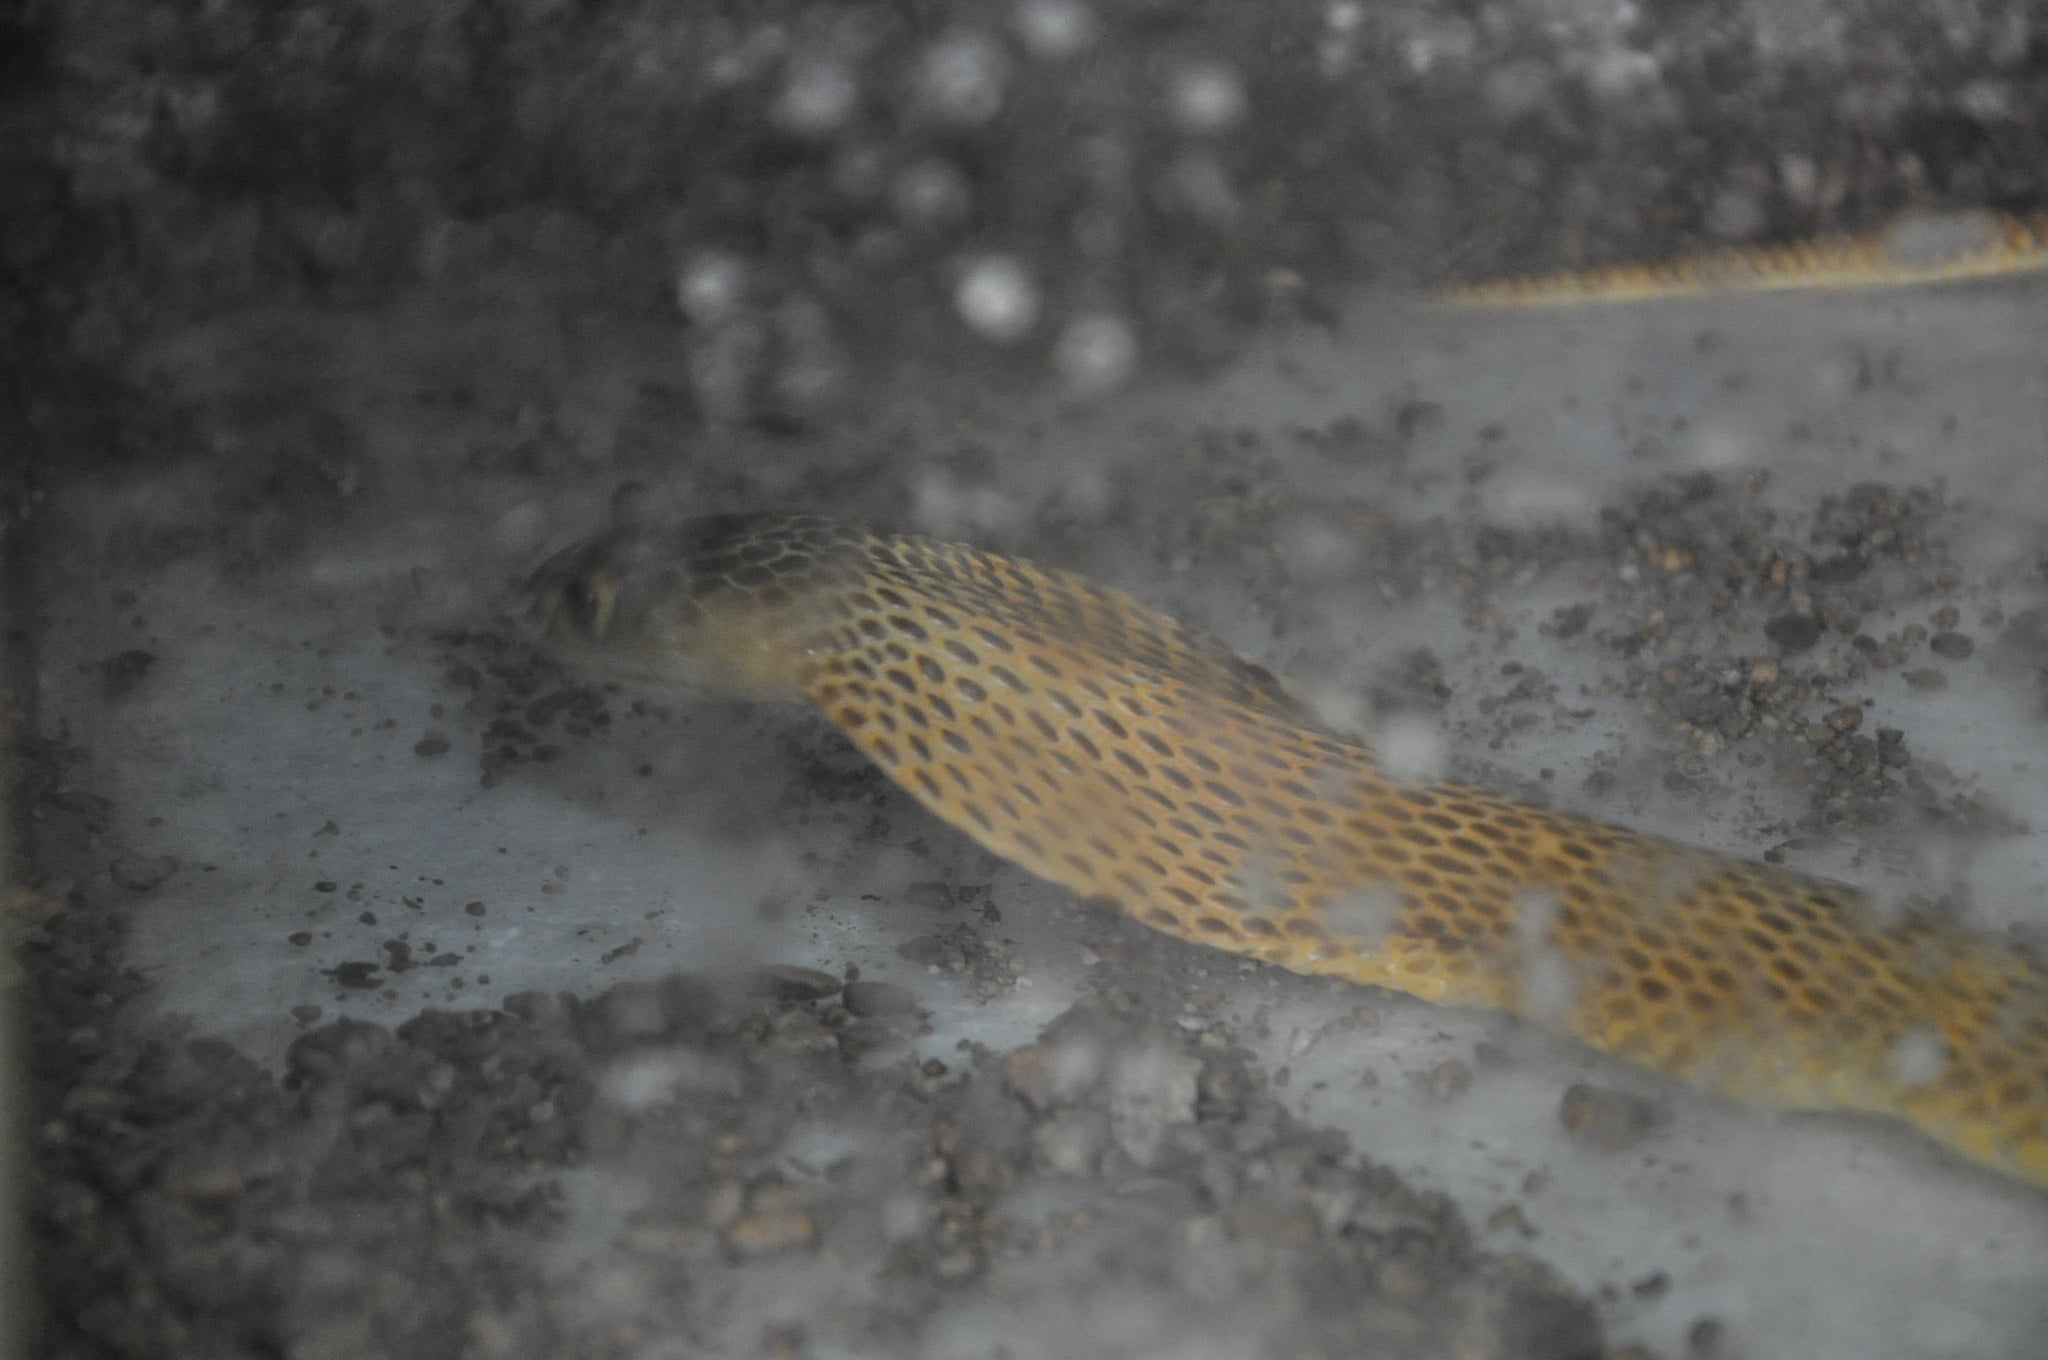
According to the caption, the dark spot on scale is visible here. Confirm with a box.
[1202,779,1245,808]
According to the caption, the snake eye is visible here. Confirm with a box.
[560,574,614,635]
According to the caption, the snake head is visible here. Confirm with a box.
[522,513,852,701]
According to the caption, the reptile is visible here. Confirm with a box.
[525,511,2048,1191]
[1430,207,2048,306]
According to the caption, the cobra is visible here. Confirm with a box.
[526,512,2048,1191]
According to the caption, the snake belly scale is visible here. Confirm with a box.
[528,512,2048,1190]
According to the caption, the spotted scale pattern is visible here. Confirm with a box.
[528,513,2048,1190]
[1432,208,2048,308]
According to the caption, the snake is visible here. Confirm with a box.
[1431,207,2048,307]
[525,511,2048,1191]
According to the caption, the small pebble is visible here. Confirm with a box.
[723,1210,816,1255]
[842,979,918,1017]
[905,881,955,910]
[1929,631,1974,660]
[1688,1316,1728,1357]
[109,853,179,892]
[1107,1047,1201,1165]
[98,648,156,697]
[932,1247,980,1279]
[1486,1204,1535,1237]
[1763,613,1822,652]
[1558,1081,1663,1152]
[748,965,842,1002]
[1420,1058,1472,1100]
[626,1223,720,1264]
[1376,1257,1429,1299]
[1000,1045,1057,1108]
[1033,1113,1104,1175]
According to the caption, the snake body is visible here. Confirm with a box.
[1432,208,2048,307]
[528,512,2048,1190]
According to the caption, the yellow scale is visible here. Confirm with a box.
[531,514,2048,1192]
[1431,208,2048,306]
